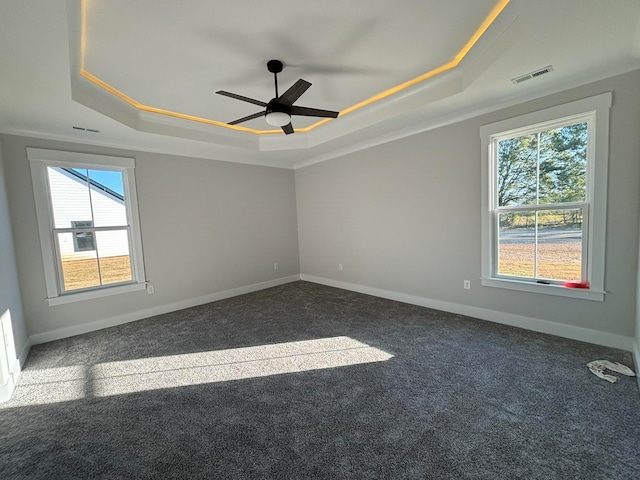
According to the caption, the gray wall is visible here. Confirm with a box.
[296,70,640,338]
[0,135,300,338]
[637,220,640,358]
[0,144,28,367]
[1,71,639,346]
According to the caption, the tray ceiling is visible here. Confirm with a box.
[1,0,639,167]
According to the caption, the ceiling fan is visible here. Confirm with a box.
[216,60,339,135]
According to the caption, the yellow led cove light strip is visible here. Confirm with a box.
[79,0,510,135]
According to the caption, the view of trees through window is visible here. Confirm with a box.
[495,122,587,281]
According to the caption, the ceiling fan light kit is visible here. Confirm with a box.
[265,111,291,127]
[216,59,339,135]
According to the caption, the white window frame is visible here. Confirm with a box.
[28,148,147,306]
[480,93,611,301]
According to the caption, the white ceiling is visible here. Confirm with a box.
[1,0,639,169]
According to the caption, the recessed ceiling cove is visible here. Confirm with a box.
[68,0,513,151]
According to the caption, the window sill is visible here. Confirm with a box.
[480,277,605,301]
[47,282,147,306]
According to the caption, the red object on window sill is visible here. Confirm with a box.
[564,281,590,289]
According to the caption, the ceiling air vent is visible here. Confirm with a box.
[511,65,553,85]
[72,126,100,133]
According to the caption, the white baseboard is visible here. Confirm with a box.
[301,275,634,351]
[0,339,32,403]
[634,338,640,392]
[22,272,637,366]
[29,275,301,345]
[0,374,16,403]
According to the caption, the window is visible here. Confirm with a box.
[28,149,146,305]
[480,93,611,300]
[71,221,95,252]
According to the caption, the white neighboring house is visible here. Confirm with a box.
[48,167,129,261]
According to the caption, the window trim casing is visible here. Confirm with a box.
[480,92,611,301]
[27,148,147,305]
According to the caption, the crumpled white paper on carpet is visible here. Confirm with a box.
[587,360,636,383]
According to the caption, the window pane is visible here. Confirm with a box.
[95,230,132,285]
[497,134,538,206]
[57,232,100,291]
[74,231,95,252]
[498,212,535,277]
[88,170,127,227]
[538,123,587,204]
[537,209,582,281]
[71,221,95,252]
[48,167,92,228]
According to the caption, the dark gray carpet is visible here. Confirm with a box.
[1,281,638,479]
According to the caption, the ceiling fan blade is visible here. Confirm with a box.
[228,111,265,125]
[216,91,267,107]
[290,105,339,118]
[281,123,294,135]
[277,79,311,106]
[286,63,388,76]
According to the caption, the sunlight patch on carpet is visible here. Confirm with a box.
[2,337,392,406]
[92,336,393,396]
[3,365,88,406]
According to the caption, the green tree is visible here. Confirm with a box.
[497,134,537,207]
[497,122,587,228]
[538,123,587,205]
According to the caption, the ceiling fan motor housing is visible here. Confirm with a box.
[266,99,289,115]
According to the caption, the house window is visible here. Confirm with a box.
[71,221,95,252]
[480,93,611,301]
[28,149,147,305]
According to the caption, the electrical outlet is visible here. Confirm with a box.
[274,263,279,270]
[463,280,471,290]
[146,284,155,294]
[338,263,343,271]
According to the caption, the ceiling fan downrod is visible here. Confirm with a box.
[267,59,284,99]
